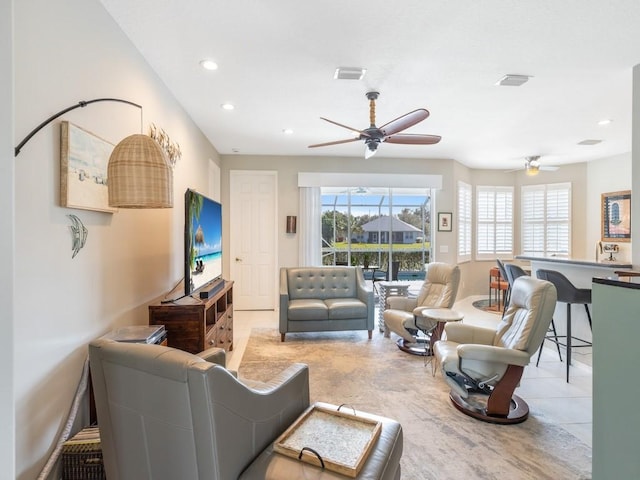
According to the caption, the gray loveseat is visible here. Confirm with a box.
[279,266,374,341]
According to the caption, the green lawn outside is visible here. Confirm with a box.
[324,242,431,252]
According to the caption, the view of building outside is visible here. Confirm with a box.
[321,187,432,280]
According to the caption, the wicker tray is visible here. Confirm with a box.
[273,404,381,477]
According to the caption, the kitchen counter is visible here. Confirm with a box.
[515,255,632,269]
[514,255,632,351]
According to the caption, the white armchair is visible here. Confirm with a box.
[383,262,460,355]
[434,276,557,424]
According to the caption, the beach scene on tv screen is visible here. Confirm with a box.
[190,198,222,292]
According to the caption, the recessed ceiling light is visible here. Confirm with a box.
[221,103,234,111]
[495,74,532,86]
[200,59,218,71]
[598,119,612,126]
[282,128,293,135]
[334,67,367,80]
[577,139,602,145]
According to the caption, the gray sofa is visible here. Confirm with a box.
[279,266,375,341]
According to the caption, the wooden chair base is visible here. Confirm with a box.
[448,391,530,425]
[396,337,431,356]
[447,364,529,424]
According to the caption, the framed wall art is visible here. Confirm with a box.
[601,190,631,242]
[438,212,452,232]
[60,121,117,213]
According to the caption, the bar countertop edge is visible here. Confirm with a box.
[515,255,633,269]
[593,277,640,290]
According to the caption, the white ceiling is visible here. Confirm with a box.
[100,0,640,170]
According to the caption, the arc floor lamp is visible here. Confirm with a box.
[14,98,173,208]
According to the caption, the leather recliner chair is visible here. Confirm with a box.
[434,276,557,424]
[383,262,460,355]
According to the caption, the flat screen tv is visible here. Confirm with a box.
[184,189,223,296]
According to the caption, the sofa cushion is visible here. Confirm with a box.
[325,298,368,320]
[287,267,357,300]
[288,299,329,321]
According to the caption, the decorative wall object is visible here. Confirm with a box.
[60,121,117,213]
[67,214,88,258]
[601,190,631,242]
[286,215,297,234]
[16,98,173,209]
[150,123,181,166]
[438,212,452,232]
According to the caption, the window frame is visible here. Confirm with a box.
[520,182,572,258]
[457,180,472,263]
[475,185,514,261]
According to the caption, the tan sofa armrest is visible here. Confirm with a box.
[444,322,496,345]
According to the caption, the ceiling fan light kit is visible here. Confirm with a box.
[309,91,441,158]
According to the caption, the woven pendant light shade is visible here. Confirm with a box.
[108,134,173,208]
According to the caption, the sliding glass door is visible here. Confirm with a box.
[321,187,432,280]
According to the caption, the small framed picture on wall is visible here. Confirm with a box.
[601,190,631,242]
[438,212,452,232]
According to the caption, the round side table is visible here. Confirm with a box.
[416,308,464,374]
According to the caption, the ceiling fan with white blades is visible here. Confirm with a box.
[507,156,559,176]
[308,91,441,158]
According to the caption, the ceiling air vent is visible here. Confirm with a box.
[577,139,603,145]
[334,67,367,80]
[495,74,531,86]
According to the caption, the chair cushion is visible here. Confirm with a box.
[325,298,367,320]
[287,267,357,300]
[288,299,328,320]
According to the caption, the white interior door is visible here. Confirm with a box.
[229,170,277,310]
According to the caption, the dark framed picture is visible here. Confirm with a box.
[438,212,452,232]
[601,190,631,242]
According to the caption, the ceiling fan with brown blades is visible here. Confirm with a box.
[505,155,560,176]
[308,91,441,158]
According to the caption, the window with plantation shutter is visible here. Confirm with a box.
[457,181,472,262]
[521,183,571,257]
[476,185,513,260]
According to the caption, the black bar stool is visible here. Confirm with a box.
[535,269,592,382]
[507,263,563,362]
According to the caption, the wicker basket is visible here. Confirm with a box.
[61,427,105,480]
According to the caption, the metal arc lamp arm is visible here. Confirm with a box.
[14,98,142,157]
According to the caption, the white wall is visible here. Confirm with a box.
[633,64,640,267]
[220,154,457,278]
[13,1,219,478]
[222,154,596,300]
[1,1,15,479]
[221,156,458,260]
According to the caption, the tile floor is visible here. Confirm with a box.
[227,292,593,448]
